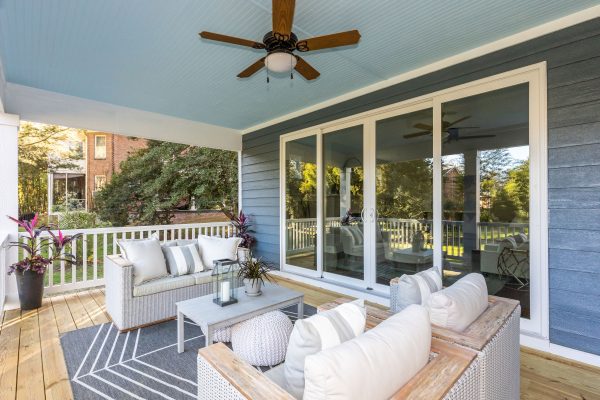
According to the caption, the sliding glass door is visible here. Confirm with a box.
[281,65,545,336]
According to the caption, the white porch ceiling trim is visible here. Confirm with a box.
[241,4,600,135]
[4,83,242,151]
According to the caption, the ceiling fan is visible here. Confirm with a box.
[403,115,495,142]
[199,0,361,81]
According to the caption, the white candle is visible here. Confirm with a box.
[221,281,230,302]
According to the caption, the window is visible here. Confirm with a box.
[94,135,107,159]
[94,175,107,193]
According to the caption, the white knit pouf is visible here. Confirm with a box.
[231,310,293,366]
[212,326,232,343]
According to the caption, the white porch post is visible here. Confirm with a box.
[0,112,19,310]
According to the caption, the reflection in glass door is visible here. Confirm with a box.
[374,108,434,286]
[322,125,365,282]
[441,83,531,318]
[284,135,318,273]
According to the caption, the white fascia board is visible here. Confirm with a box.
[5,83,242,151]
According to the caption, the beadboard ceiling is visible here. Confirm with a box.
[0,0,598,130]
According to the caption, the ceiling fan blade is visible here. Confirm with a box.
[404,131,431,139]
[413,123,433,131]
[237,58,266,78]
[446,115,471,127]
[458,134,496,140]
[199,31,265,49]
[296,30,361,52]
[272,0,295,39]
[294,56,320,80]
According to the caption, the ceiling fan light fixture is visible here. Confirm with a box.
[265,51,297,73]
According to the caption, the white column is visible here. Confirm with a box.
[0,113,19,310]
[462,150,480,263]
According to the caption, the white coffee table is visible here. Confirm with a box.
[176,283,304,353]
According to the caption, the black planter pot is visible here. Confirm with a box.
[15,269,45,310]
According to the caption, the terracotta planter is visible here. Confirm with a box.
[243,278,262,296]
[15,269,45,310]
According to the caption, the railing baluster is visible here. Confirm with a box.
[47,238,53,288]
[71,238,77,284]
[93,233,98,281]
[83,235,88,282]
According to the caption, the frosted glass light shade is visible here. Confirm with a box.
[266,52,297,73]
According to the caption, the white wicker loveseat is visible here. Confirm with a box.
[197,314,479,400]
[389,278,521,400]
[105,254,223,331]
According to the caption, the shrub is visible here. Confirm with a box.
[58,211,112,230]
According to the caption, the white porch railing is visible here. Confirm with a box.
[17,222,234,295]
[286,217,528,257]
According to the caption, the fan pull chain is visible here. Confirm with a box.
[290,53,294,80]
[266,57,270,83]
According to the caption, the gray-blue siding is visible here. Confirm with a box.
[242,18,600,355]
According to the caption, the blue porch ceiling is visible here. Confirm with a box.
[0,1,598,130]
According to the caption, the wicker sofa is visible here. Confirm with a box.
[105,254,238,331]
[197,322,479,400]
[389,279,521,400]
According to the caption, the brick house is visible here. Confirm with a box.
[86,131,148,209]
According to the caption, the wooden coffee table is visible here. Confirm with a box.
[176,283,304,353]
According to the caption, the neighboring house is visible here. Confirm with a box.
[86,132,148,209]
[48,130,148,213]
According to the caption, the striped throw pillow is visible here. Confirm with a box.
[283,299,366,399]
[162,244,204,276]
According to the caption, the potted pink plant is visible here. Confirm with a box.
[7,214,81,310]
[223,209,255,262]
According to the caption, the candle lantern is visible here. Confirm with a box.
[212,258,238,306]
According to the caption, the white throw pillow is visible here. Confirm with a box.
[118,238,168,285]
[196,235,242,269]
[283,299,366,399]
[162,243,205,276]
[426,273,488,331]
[391,267,442,312]
[303,304,431,400]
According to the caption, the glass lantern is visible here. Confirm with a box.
[212,259,238,306]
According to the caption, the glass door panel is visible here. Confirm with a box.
[284,135,318,272]
[322,125,365,282]
[374,108,434,285]
[441,83,531,318]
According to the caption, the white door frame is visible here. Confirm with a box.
[279,62,548,338]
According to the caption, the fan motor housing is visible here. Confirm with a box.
[263,31,298,53]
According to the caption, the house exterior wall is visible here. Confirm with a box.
[86,132,147,209]
[242,18,600,356]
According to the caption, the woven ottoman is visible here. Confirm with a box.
[231,310,293,366]
[212,326,232,343]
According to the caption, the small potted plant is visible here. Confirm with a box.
[7,214,81,310]
[224,209,255,262]
[237,250,274,296]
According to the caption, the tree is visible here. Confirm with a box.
[94,140,238,226]
[18,123,83,215]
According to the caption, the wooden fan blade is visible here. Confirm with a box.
[294,56,320,80]
[459,134,496,140]
[404,131,431,139]
[413,123,433,131]
[446,115,471,127]
[237,58,265,78]
[296,30,361,52]
[273,0,295,39]
[199,31,265,49]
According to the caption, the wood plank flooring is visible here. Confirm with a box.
[0,281,598,399]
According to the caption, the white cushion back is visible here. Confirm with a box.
[283,300,366,399]
[391,267,442,311]
[118,238,168,285]
[426,273,488,331]
[196,235,242,269]
[303,305,431,400]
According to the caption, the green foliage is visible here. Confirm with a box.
[18,123,83,215]
[58,211,112,230]
[94,141,238,226]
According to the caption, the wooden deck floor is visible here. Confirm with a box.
[1,279,599,400]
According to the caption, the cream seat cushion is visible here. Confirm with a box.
[192,270,214,285]
[133,274,195,297]
[426,272,488,331]
[118,237,168,285]
[197,235,242,269]
[303,304,431,400]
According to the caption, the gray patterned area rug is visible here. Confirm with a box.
[61,304,316,400]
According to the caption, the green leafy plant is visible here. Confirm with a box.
[237,251,274,284]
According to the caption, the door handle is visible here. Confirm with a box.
[370,208,375,223]
[360,208,365,222]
